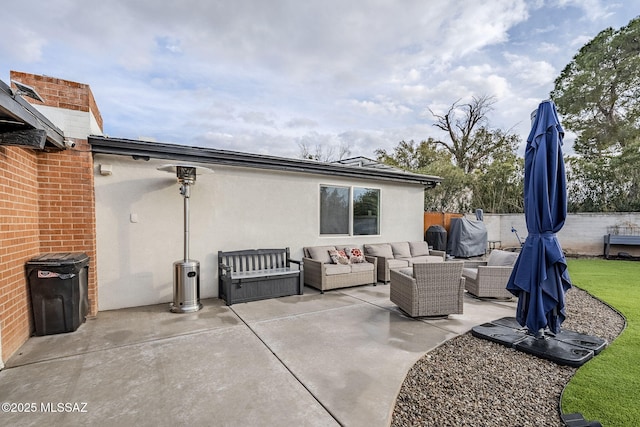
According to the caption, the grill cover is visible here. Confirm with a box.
[425,225,447,251]
[447,217,487,258]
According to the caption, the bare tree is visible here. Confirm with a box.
[429,95,513,173]
[298,142,351,162]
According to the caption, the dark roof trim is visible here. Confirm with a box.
[88,136,441,187]
[0,79,65,150]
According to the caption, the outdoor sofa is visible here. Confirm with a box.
[302,245,377,292]
[363,241,446,283]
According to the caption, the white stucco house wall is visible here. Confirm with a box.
[90,136,441,310]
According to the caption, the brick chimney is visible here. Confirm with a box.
[10,71,103,140]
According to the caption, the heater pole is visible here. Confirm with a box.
[183,184,190,261]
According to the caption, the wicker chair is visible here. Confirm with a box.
[462,250,518,299]
[390,262,465,317]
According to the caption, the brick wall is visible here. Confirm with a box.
[0,146,40,361]
[36,138,98,317]
[0,72,100,362]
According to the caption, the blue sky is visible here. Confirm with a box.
[1,0,639,159]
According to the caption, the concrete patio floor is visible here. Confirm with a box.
[0,284,516,427]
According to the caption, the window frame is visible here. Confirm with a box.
[319,184,380,236]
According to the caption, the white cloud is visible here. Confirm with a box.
[504,53,556,87]
[346,97,413,117]
[285,118,319,129]
[556,0,617,21]
[1,0,637,161]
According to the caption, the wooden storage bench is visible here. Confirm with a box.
[218,248,303,305]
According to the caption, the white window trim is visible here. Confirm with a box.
[319,184,381,237]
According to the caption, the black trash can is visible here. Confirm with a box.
[26,253,90,336]
[426,225,448,251]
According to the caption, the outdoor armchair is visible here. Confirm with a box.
[462,249,518,299]
[390,261,465,317]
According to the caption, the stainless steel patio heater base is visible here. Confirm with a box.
[170,260,202,313]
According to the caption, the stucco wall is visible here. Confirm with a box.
[472,212,640,256]
[94,154,426,310]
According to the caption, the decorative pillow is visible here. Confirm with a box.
[328,249,350,265]
[346,247,365,263]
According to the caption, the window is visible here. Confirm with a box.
[320,185,380,235]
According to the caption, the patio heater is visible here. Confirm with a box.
[158,164,212,313]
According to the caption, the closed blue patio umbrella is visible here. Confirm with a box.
[506,100,572,336]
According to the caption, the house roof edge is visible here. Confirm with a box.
[88,136,441,187]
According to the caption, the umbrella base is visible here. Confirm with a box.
[471,317,607,367]
[471,322,527,346]
[515,336,592,367]
[551,329,607,355]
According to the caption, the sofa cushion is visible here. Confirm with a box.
[324,264,352,275]
[388,258,409,269]
[462,267,478,279]
[307,246,336,264]
[391,242,412,258]
[328,249,350,265]
[408,256,444,265]
[350,262,374,273]
[364,243,394,258]
[409,241,430,256]
[345,247,365,263]
[486,250,518,267]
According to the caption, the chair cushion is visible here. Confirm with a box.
[350,262,374,273]
[409,241,430,256]
[462,267,478,279]
[487,250,518,267]
[388,258,409,269]
[328,249,350,265]
[307,246,336,264]
[397,267,414,277]
[324,264,352,275]
[364,243,394,258]
[390,242,412,258]
[408,256,444,265]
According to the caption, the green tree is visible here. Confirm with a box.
[567,139,640,212]
[375,138,448,170]
[552,16,640,211]
[470,153,524,213]
[552,17,640,155]
[376,136,522,213]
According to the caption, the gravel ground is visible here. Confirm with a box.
[391,287,626,427]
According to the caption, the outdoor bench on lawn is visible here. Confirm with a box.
[218,248,303,305]
[603,233,640,259]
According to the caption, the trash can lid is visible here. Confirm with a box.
[26,252,90,267]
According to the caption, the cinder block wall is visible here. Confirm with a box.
[0,72,100,362]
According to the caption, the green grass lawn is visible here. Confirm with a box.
[562,259,640,426]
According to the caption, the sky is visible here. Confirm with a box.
[2,0,639,160]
